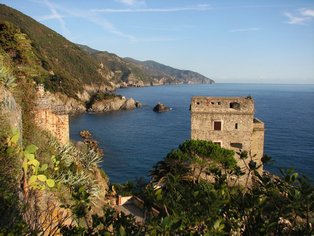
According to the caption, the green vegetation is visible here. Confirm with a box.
[22,142,56,190]
[124,58,214,84]
[0,3,312,235]
[0,110,313,234]
[0,4,112,99]
[142,140,314,234]
[0,66,17,88]
[78,44,215,86]
[0,118,29,234]
[0,125,108,234]
[59,140,313,235]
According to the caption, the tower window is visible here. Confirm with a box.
[230,102,240,110]
[235,123,238,129]
[213,121,222,130]
[230,143,243,149]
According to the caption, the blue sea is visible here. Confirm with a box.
[70,84,314,183]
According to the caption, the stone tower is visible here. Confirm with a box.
[33,84,69,145]
[190,96,265,181]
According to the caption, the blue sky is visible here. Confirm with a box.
[1,0,314,83]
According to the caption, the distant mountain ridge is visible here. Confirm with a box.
[124,57,214,85]
[77,44,214,86]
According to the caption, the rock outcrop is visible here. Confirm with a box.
[31,86,142,114]
[153,103,170,113]
[89,97,141,112]
[121,98,136,110]
[40,91,86,114]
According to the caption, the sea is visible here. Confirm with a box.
[70,83,314,183]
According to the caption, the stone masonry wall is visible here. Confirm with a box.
[251,119,265,175]
[191,96,265,185]
[33,108,69,145]
[33,85,69,145]
[191,97,255,150]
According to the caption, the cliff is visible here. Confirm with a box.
[0,85,22,136]
[0,82,110,234]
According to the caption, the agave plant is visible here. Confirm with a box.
[0,67,17,89]
[87,184,101,205]
[80,150,103,171]
[56,170,90,186]
[49,139,80,167]
[0,87,18,110]
[49,137,103,204]
[56,170,101,204]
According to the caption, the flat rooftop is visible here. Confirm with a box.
[191,96,255,114]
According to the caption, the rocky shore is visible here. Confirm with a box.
[88,96,142,113]
[37,87,141,115]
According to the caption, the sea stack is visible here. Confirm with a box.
[153,103,170,112]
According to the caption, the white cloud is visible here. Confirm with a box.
[133,24,197,31]
[229,27,260,33]
[116,0,145,6]
[285,8,314,25]
[285,12,308,25]
[35,2,211,43]
[37,14,63,21]
[83,14,136,41]
[36,1,136,42]
[92,4,211,13]
[136,36,178,43]
[41,0,70,36]
[300,8,314,17]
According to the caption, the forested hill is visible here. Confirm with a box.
[124,57,214,85]
[0,4,112,99]
[77,44,214,86]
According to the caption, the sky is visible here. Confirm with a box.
[1,0,314,84]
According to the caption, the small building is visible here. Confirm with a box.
[190,96,265,183]
[115,195,159,224]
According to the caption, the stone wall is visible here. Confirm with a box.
[33,85,69,145]
[191,96,265,185]
[191,97,255,150]
[33,109,69,145]
[251,118,265,175]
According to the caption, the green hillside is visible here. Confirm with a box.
[125,57,214,84]
[78,44,215,85]
[0,4,112,99]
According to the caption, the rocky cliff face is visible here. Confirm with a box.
[0,85,22,136]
